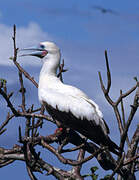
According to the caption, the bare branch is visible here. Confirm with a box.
[73,148,85,177]
[120,90,126,128]
[123,154,139,166]
[120,90,130,146]
[0,112,14,134]
[41,137,107,166]
[125,125,139,172]
[13,60,38,88]
[0,87,19,116]
[0,159,15,168]
[98,51,124,135]
[18,71,26,112]
[116,84,138,106]
[12,25,38,88]
[57,59,68,82]
[105,50,111,93]
[26,165,38,180]
[120,86,139,150]
[109,153,125,180]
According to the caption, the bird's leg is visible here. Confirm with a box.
[54,119,64,139]
[55,120,63,128]
[54,127,63,134]
[54,126,71,153]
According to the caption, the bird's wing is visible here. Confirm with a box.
[81,97,109,134]
[39,87,108,135]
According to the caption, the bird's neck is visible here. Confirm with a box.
[39,57,62,92]
[40,54,60,77]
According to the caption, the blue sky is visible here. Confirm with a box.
[0,0,139,179]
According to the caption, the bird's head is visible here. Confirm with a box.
[20,41,61,62]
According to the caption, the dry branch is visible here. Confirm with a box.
[0,25,138,180]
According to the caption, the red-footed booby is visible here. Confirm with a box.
[21,41,120,155]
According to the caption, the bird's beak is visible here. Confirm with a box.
[19,46,48,58]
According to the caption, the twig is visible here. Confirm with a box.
[120,90,126,127]
[116,84,138,106]
[13,60,38,88]
[125,125,139,173]
[99,51,138,140]
[26,165,38,180]
[0,87,19,116]
[123,154,139,166]
[18,71,26,112]
[25,117,31,137]
[0,88,54,122]
[0,159,15,168]
[73,148,85,176]
[109,153,125,180]
[31,116,35,138]
[105,50,111,93]
[18,126,22,143]
[36,104,45,129]
[120,90,130,146]
[12,24,18,62]
[60,143,85,153]
[0,129,7,135]
[57,59,68,82]
[0,112,14,133]
[120,86,139,150]
[98,51,124,135]
[12,25,38,88]
[41,138,107,166]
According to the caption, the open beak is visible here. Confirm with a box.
[19,46,48,59]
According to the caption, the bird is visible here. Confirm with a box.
[20,41,120,155]
[92,5,118,15]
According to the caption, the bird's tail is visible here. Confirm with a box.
[106,137,121,155]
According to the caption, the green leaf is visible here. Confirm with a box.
[83,166,99,179]
[82,174,98,180]
[100,175,115,180]
[91,166,98,173]
[92,174,98,180]
[0,78,7,87]
[9,56,14,60]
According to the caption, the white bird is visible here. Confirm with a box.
[21,41,120,155]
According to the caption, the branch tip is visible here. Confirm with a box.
[18,126,22,142]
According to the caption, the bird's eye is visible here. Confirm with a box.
[40,44,45,49]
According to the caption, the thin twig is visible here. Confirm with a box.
[116,84,138,106]
[120,90,130,146]
[120,86,139,151]
[109,153,125,180]
[13,60,38,88]
[41,139,107,166]
[26,165,38,180]
[105,50,111,93]
[18,71,26,112]
[57,59,68,82]
[123,154,139,166]
[0,88,54,122]
[98,51,124,135]
[120,90,126,127]
[0,113,14,132]
[12,25,38,88]
[60,143,85,153]
[0,87,19,116]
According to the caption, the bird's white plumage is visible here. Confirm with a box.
[38,42,107,134]
[39,74,103,118]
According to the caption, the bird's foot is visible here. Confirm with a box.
[54,127,63,134]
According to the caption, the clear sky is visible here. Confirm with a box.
[0,0,139,179]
